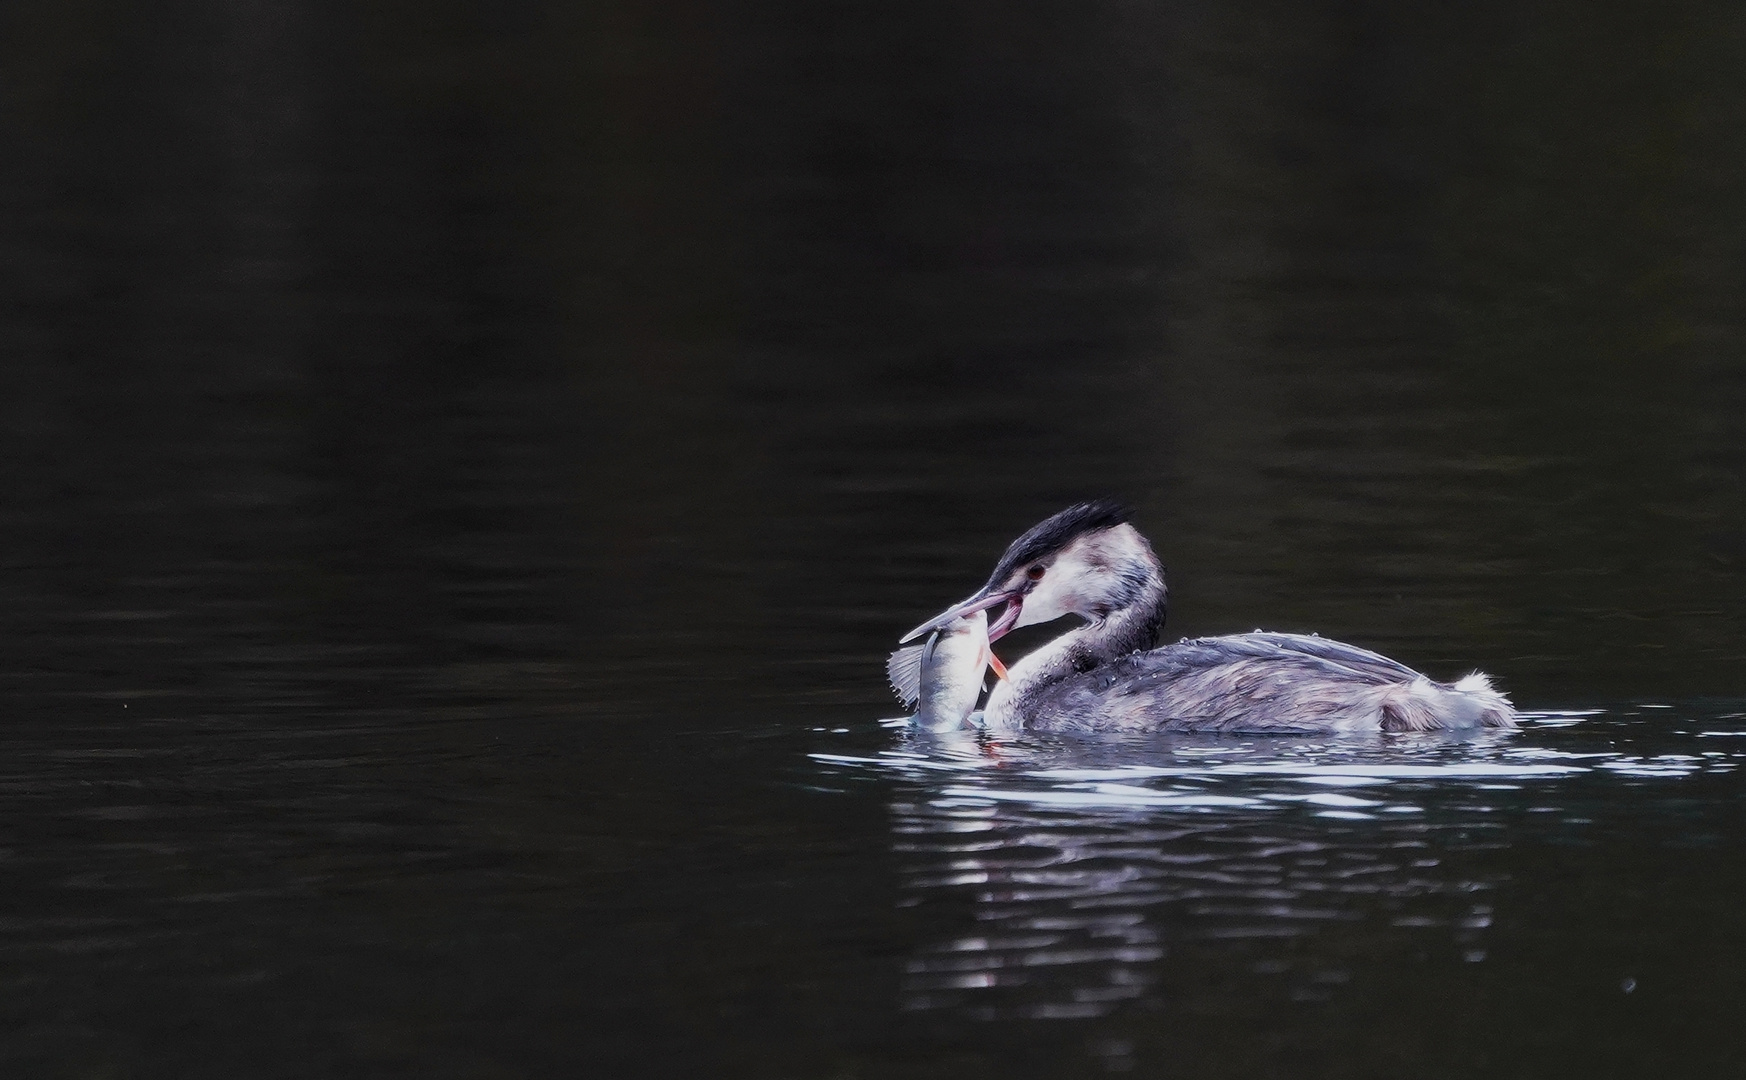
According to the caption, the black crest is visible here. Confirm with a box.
[984,500,1132,588]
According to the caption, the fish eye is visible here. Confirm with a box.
[1026,565,1046,581]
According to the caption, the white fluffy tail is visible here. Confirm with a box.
[1379,673,1517,732]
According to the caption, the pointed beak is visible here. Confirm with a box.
[899,588,1018,643]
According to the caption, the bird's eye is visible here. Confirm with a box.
[1026,565,1046,581]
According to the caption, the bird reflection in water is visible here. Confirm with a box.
[861,729,1540,1020]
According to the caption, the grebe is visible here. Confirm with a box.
[899,502,1516,734]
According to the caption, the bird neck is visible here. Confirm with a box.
[985,566,1167,725]
[1056,571,1168,668]
[1095,572,1169,657]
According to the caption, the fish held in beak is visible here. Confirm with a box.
[887,610,999,732]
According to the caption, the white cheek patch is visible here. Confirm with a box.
[1019,588,1070,625]
[1021,526,1151,623]
[1021,560,1092,624]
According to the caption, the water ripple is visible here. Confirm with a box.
[812,707,1746,1021]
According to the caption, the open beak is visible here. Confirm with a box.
[899,589,1019,643]
[984,595,1023,643]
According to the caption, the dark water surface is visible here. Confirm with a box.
[4,0,1746,1076]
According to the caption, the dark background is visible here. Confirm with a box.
[2,1,1744,1076]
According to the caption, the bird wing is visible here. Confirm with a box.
[1173,633,1423,685]
[1222,635,1424,683]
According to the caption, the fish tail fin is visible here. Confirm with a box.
[887,644,927,708]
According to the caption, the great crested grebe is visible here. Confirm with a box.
[899,502,1516,734]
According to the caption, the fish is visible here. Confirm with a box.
[886,610,1008,731]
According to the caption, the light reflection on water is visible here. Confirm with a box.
[812,710,1746,1022]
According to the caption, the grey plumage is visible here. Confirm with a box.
[1016,632,1515,734]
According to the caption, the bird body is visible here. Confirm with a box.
[985,631,1513,734]
[903,503,1517,735]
